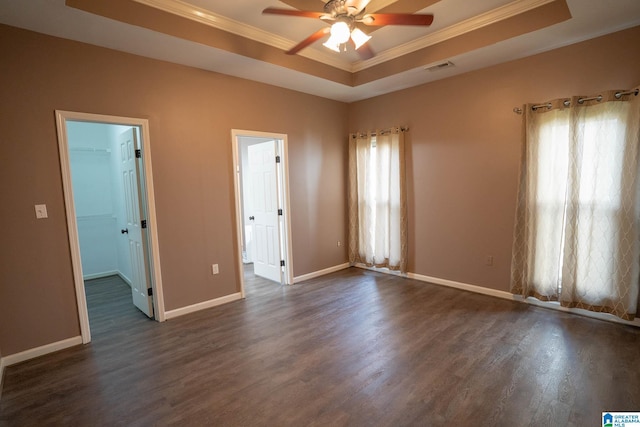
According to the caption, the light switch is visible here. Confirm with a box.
[35,204,48,219]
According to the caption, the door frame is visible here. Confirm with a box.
[231,129,294,296]
[55,110,166,344]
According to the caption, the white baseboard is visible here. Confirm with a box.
[83,270,119,281]
[164,292,243,320]
[521,296,640,327]
[406,271,517,301]
[360,266,639,328]
[83,271,132,288]
[117,272,132,287]
[293,262,351,283]
[1,336,83,369]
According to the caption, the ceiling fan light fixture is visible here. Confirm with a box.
[351,28,371,50]
[330,21,351,44]
[322,36,341,52]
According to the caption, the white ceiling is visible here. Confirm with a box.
[1,0,639,102]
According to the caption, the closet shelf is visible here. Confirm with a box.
[70,147,111,154]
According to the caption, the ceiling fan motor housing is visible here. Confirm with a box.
[324,0,361,18]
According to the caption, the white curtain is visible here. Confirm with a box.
[511,88,640,320]
[349,128,407,272]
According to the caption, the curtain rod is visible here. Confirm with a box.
[351,126,409,138]
[512,88,639,114]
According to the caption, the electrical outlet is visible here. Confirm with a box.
[35,204,48,219]
[337,240,342,247]
[486,255,494,266]
[212,264,219,275]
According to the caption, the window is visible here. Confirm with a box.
[512,93,640,320]
[348,129,407,272]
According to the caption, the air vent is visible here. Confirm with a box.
[424,61,454,72]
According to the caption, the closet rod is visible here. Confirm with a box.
[70,146,111,153]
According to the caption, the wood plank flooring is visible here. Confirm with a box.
[1,267,639,426]
[84,275,153,340]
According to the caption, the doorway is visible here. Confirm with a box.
[55,111,165,344]
[232,130,293,296]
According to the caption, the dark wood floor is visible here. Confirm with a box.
[84,275,153,340]
[1,267,639,426]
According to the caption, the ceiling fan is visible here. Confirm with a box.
[263,0,434,59]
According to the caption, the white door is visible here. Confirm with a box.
[119,128,153,317]
[248,141,282,283]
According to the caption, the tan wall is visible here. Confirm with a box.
[0,24,349,355]
[349,25,640,292]
[2,21,639,358]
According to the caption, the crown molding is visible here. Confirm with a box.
[133,0,353,71]
[133,0,556,74]
[352,0,557,71]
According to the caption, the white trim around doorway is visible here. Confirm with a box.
[55,110,166,344]
[231,129,294,297]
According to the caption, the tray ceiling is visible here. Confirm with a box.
[1,0,639,102]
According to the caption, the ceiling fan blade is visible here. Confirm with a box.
[262,7,325,19]
[354,22,374,35]
[286,27,330,55]
[362,13,434,26]
[374,0,440,14]
[345,0,372,13]
[278,0,325,11]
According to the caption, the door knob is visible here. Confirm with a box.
[121,228,129,234]
[249,216,255,221]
